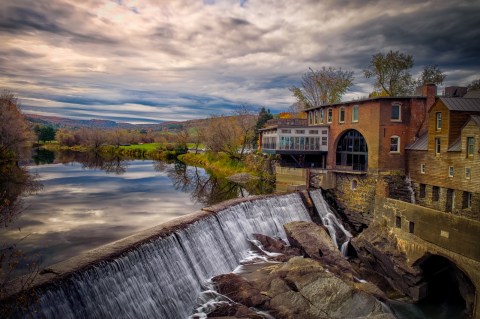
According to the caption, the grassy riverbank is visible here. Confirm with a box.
[179,152,276,181]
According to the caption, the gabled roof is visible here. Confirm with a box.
[470,115,480,126]
[439,97,480,112]
[405,133,428,151]
[464,90,480,99]
[448,138,461,152]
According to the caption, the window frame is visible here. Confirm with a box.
[465,167,471,179]
[327,108,333,123]
[435,112,442,131]
[339,107,345,123]
[352,105,359,123]
[448,165,454,178]
[390,135,400,153]
[391,103,402,122]
[435,137,441,155]
[467,136,475,157]
[420,163,425,174]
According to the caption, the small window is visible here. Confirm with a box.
[432,186,440,201]
[314,110,319,124]
[449,166,454,177]
[281,129,291,134]
[309,130,318,134]
[435,138,441,155]
[395,216,401,228]
[320,109,325,123]
[308,111,313,125]
[465,167,471,179]
[408,221,415,234]
[321,136,327,146]
[352,105,359,123]
[295,130,305,134]
[322,130,328,135]
[467,137,475,156]
[420,163,425,174]
[390,136,400,153]
[436,112,442,131]
[419,184,426,198]
[327,108,333,123]
[339,107,345,123]
[351,180,358,190]
[462,192,472,209]
[391,104,401,121]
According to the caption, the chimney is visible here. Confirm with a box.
[443,86,468,97]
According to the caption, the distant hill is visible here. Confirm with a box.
[25,114,184,131]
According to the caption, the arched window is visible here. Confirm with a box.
[336,130,368,171]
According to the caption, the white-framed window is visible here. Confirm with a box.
[352,105,359,123]
[327,108,333,123]
[436,112,442,131]
[308,111,313,125]
[295,130,305,134]
[420,163,425,174]
[465,167,471,179]
[391,103,401,121]
[320,109,324,123]
[309,130,318,134]
[281,129,291,134]
[449,165,454,177]
[339,107,345,123]
[390,136,400,153]
[435,138,441,155]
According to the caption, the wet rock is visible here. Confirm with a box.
[206,302,264,318]
[283,221,358,279]
[251,233,302,259]
[212,273,268,307]
[253,257,395,319]
[350,222,423,299]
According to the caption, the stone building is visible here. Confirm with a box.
[406,95,480,221]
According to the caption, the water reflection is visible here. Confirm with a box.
[0,150,273,270]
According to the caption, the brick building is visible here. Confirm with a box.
[406,95,480,220]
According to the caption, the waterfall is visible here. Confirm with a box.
[18,193,310,319]
[309,189,352,252]
[405,175,416,204]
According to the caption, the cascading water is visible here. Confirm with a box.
[17,193,311,319]
[309,189,352,254]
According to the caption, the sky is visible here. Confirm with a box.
[1,0,479,123]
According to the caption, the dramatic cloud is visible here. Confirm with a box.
[1,0,479,123]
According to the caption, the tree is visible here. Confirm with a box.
[364,50,415,96]
[467,79,480,91]
[0,91,34,162]
[34,125,57,143]
[253,107,273,147]
[290,67,354,108]
[418,64,446,86]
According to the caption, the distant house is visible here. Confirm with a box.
[406,96,480,220]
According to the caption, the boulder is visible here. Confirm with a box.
[251,233,302,260]
[350,222,423,299]
[211,273,268,307]
[253,257,395,319]
[283,221,358,279]
[206,302,264,318]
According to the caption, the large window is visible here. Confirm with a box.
[320,109,325,123]
[462,192,472,209]
[352,105,359,123]
[336,130,368,171]
[339,107,345,123]
[308,111,313,125]
[327,108,333,123]
[391,103,401,121]
[314,110,319,124]
[467,137,475,156]
[390,136,400,153]
[436,112,442,131]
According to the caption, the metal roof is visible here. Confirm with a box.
[440,97,480,112]
[464,90,480,98]
[470,115,480,126]
[405,133,428,151]
[448,138,461,152]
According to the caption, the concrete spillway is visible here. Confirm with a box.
[11,193,316,319]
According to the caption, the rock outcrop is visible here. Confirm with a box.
[350,222,423,299]
[283,221,358,280]
[252,257,394,319]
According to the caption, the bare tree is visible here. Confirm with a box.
[290,67,354,109]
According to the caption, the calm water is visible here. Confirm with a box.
[1,150,272,270]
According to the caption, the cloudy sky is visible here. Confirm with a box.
[1,0,479,123]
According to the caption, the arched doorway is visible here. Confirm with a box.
[412,254,475,318]
[335,130,368,171]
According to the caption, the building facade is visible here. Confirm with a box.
[406,96,480,221]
